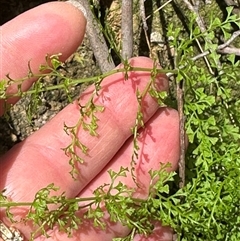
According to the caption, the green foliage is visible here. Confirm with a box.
[166,5,240,241]
[62,96,105,179]
[0,165,177,240]
[0,3,240,241]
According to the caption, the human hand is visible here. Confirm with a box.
[0,1,180,241]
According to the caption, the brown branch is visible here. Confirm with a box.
[219,30,240,48]
[167,30,240,78]
[139,0,148,31]
[217,46,240,56]
[177,80,186,189]
[191,30,240,60]
[139,0,151,54]
[72,0,115,73]
[183,0,206,31]
[182,0,216,74]
[121,0,133,59]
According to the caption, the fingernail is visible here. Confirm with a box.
[66,0,87,19]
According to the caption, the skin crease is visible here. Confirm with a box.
[0,2,180,241]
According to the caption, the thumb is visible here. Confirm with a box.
[0,1,86,115]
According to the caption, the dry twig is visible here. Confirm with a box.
[166,30,240,72]
[145,0,173,21]
[121,0,133,59]
[139,0,151,53]
[189,30,240,61]
[75,0,115,73]
[182,0,215,74]
[217,46,240,55]
[176,80,186,188]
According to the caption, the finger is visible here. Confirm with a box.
[79,108,179,198]
[0,57,169,238]
[36,221,174,241]
[132,221,173,241]
[0,1,86,115]
[36,222,173,241]
[34,107,180,241]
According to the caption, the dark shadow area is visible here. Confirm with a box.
[0,116,21,154]
[0,0,50,25]
[216,0,240,22]
[156,0,176,69]
[91,0,122,66]
[138,0,153,57]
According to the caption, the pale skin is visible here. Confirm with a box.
[0,2,180,241]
